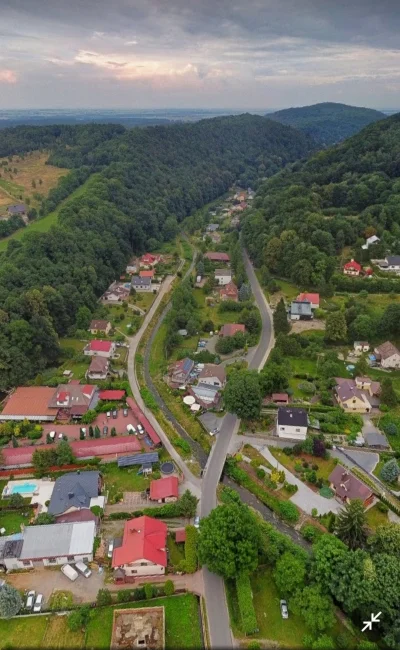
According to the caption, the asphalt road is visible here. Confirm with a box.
[200,248,274,649]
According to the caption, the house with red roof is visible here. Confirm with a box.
[220,281,238,302]
[204,252,230,263]
[343,259,362,276]
[0,386,57,422]
[84,339,115,358]
[112,516,167,582]
[219,323,246,338]
[149,476,179,503]
[139,269,155,278]
[296,293,319,310]
[140,253,162,268]
[98,389,126,401]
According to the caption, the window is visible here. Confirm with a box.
[140,562,147,566]
[296,428,300,432]
[67,556,74,562]
[280,427,285,431]
[23,560,31,567]
[83,557,89,562]
[48,557,57,564]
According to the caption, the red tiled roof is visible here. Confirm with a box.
[99,390,126,401]
[126,397,161,446]
[112,516,167,568]
[175,529,186,543]
[344,260,361,271]
[150,476,179,501]
[272,393,289,401]
[296,292,319,305]
[0,387,56,419]
[219,323,246,337]
[204,252,230,262]
[140,270,155,277]
[90,340,112,352]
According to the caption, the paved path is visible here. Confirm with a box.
[254,445,341,516]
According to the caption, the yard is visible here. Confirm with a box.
[167,533,185,568]
[0,595,201,650]
[366,503,389,531]
[372,412,400,452]
[268,447,337,482]
[101,462,150,502]
[106,305,141,337]
[0,507,35,535]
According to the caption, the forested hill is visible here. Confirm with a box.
[0,114,313,388]
[267,102,386,146]
[242,112,400,289]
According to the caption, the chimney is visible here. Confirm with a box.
[68,491,74,499]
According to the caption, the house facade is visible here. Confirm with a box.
[220,281,238,301]
[362,235,380,250]
[84,340,115,358]
[48,471,103,516]
[215,269,232,285]
[198,364,226,388]
[335,376,380,413]
[219,323,246,338]
[354,341,370,355]
[374,341,400,369]
[168,358,195,386]
[296,293,320,309]
[149,477,179,503]
[378,255,400,273]
[89,320,111,335]
[112,516,167,582]
[131,275,152,292]
[277,407,308,441]
[290,300,313,321]
[87,356,110,380]
[343,259,361,276]
[329,466,374,506]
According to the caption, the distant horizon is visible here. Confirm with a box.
[0,104,399,113]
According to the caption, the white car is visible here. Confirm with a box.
[25,590,35,610]
[137,424,144,434]
[194,515,200,529]
[33,594,44,613]
[280,599,288,619]
[108,541,114,558]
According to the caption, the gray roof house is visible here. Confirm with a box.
[7,203,26,215]
[131,276,152,291]
[0,522,96,570]
[48,471,101,515]
[364,431,390,449]
[290,300,313,321]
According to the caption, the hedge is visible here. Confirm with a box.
[183,525,198,573]
[107,502,182,521]
[224,459,300,524]
[236,573,258,635]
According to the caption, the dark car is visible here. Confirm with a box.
[112,410,118,419]
[103,426,108,435]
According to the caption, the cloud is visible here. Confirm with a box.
[0,69,17,84]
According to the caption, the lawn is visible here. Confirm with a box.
[101,462,150,501]
[42,616,85,649]
[269,447,337,481]
[372,412,400,452]
[132,291,157,312]
[366,503,389,531]
[0,614,49,649]
[0,507,34,535]
[167,533,185,568]
[106,305,141,337]
[85,594,202,650]
[0,151,68,207]
[242,444,274,470]
[288,357,318,376]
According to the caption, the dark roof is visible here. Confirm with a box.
[364,431,389,447]
[131,275,151,286]
[117,452,159,468]
[386,256,400,266]
[290,300,312,316]
[329,465,373,501]
[48,471,100,515]
[7,203,26,214]
[277,407,308,427]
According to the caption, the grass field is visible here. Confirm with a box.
[269,447,337,481]
[101,462,150,501]
[0,151,68,208]
[0,507,34,535]
[0,614,49,649]
[167,534,185,568]
[42,616,85,649]
[366,503,389,531]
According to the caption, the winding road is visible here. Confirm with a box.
[127,245,274,648]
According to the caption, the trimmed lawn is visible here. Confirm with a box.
[0,508,34,535]
[42,616,85,649]
[288,357,318,376]
[167,534,185,568]
[0,614,49,649]
[132,291,157,312]
[269,447,337,482]
[242,444,274,470]
[366,504,389,531]
[86,594,202,650]
[101,463,150,501]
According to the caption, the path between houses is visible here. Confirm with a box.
[253,444,342,516]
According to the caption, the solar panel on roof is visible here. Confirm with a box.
[117,452,159,468]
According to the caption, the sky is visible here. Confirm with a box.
[0,0,399,110]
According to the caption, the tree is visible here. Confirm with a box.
[239,283,251,302]
[354,355,369,378]
[89,425,94,437]
[273,551,306,597]
[335,499,368,549]
[325,310,347,341]
[292,585,335,635]
[368,523,400,557]
[380,378,398,408]
[94,426,101,438]
[273,298,290,335]
[111,427,117,437]
[32,448,57,474]
[96,589,112,606]
[34,512,56,525]
[56,440,76,466]
[313,534,348,592]
[380,458,400,483]
[75,306,91,330]
[384,423,398,436]
[68,604,92,631]
[144,583,154,599]
[178,490,199,518]
[198,504,261,579]
[164,580,175,596]
[224,370,261,419]
[9,492,24,508]
[0,583,23,618]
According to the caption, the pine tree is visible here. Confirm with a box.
[380,377,398,407]
[335,499,368,549]
[273,298,290,335]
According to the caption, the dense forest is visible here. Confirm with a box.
[243,111,400,293]
[268,102,385,146]
[0,115,313,389]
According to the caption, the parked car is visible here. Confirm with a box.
[123,408,128,417]
[33,594,44,613]
[108,541,114,558]
[25,590,35,610]
[194,515,200,529]
[137,424,144,434]
[103,426,108,435]
[75,561,92,578]
[61,564,79,581]
[280,600,288,619]
[106,411,111,418]
[112,410,118,419]
[127,424,136,435]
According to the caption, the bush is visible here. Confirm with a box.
[96,589,112,607]
[278,501,300,523]
[283,481,298,495]
[164,580,175,596]
[144,583,154,599]
[236,572,258,635]
[301,524,322,543]
[117,589,132,603]
[133,587,145,601]
[311,508,318,518]
[256,468,266,479]
[377,501,389,513]
[184,525,198,573]
[384,423,398,436]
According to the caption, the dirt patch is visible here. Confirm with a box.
[111,607,165,650]
[291,319,325,334]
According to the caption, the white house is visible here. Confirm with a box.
[362,235,380,250]
[0,521,96,571]
[198,364,226,388]
[131,276,152,292]
[84,340,115,358]
[215,269,232,286]
[277,407,308,441]
[374,341,400,369]
[378,256,400,273]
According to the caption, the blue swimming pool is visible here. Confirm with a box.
[11,483,37,495]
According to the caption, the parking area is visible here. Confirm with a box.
[42,407,143,440]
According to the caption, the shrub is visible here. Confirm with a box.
[164,580,175,596]
[278,501,300,523]
[184,525,198,573]
[301,524,322,543]
[283,481,298,495]
[144,583,154,600]
[236,572,258,635]
[133,587,145,601]
[377,501,389,513]
[117,590,132,603]
[96,589,112,607]
[311,508,318,518]
[384,422,398,436]
[380,458,400,483]
[256,468,266,480]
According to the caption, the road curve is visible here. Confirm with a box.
[201,249,274,649]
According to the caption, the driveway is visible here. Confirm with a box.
[332,448,379,474]
[254,445,342,516]
[6,566,106,603]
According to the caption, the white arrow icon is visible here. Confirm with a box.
[362,612,382,632]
